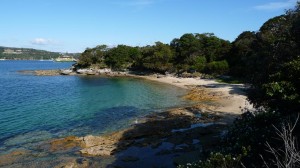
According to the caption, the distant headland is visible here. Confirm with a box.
[0,46,80,60]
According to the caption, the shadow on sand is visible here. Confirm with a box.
[202,83,248,96]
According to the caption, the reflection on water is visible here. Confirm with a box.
[0,61,190,165]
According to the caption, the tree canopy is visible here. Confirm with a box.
[228,5,300,114]
[77,33,231,75]
[76,3,300,116]
[77,3,300,167]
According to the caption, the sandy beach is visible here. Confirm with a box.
[23,69,252,116]
[49,74,253,167]
[28,69,253,126]
[136,74,252,115]
[3,70,253,167]
[28,69,252,115]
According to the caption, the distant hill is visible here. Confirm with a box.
[0,46,80,60]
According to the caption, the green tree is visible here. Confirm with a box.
[228,31,257,77]
[196,33,231,62]
[171,33,202,67]
[193,56,207,72]
[171,33,231,73]
[141,42,174,72]
[77,45,107,68]
[105,45,135,70]
[228,3,300,114]
[205,60,229,75]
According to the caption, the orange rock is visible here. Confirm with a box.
[50,136,82,152]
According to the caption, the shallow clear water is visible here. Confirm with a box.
[0,61,189,151]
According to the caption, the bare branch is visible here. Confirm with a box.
[261,117,300,168]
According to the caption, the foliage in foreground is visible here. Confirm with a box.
[179,111,300,168]
[228,3,300,114]
[178,148,249,168]
[262,116,300,168]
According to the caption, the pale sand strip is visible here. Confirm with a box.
[135,75,253,115]
[29,69,252,115]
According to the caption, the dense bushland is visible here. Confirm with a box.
[77,2,300,167]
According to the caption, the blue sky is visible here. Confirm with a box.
[0,0,298,52]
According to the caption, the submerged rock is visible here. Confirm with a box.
[0,149,32,167]
[46,98,227,161]
[54,157,92,168]
[50,136,82,152]
[34,70,61,76]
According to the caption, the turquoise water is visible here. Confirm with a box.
[0,61,189,151]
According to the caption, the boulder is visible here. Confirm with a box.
[79,135,119,156]
[60,69,73,75]
[98,68,111,73]
[80,145,117,156]
[81,135,107,148]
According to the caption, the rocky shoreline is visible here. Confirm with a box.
[48,88,227,157]
[3,68,251,167]
[0,96,233,167]
[20,68,129,77]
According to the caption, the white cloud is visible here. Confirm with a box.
[254,0,298,11]
[31,38,54,45]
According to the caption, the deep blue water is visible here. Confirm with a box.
[0,61,189,151]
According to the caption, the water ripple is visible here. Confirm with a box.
[0,61,190,152]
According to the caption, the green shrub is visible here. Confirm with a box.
[205,60,229,75]
[178,147,249,168]
[194,56,207,72]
